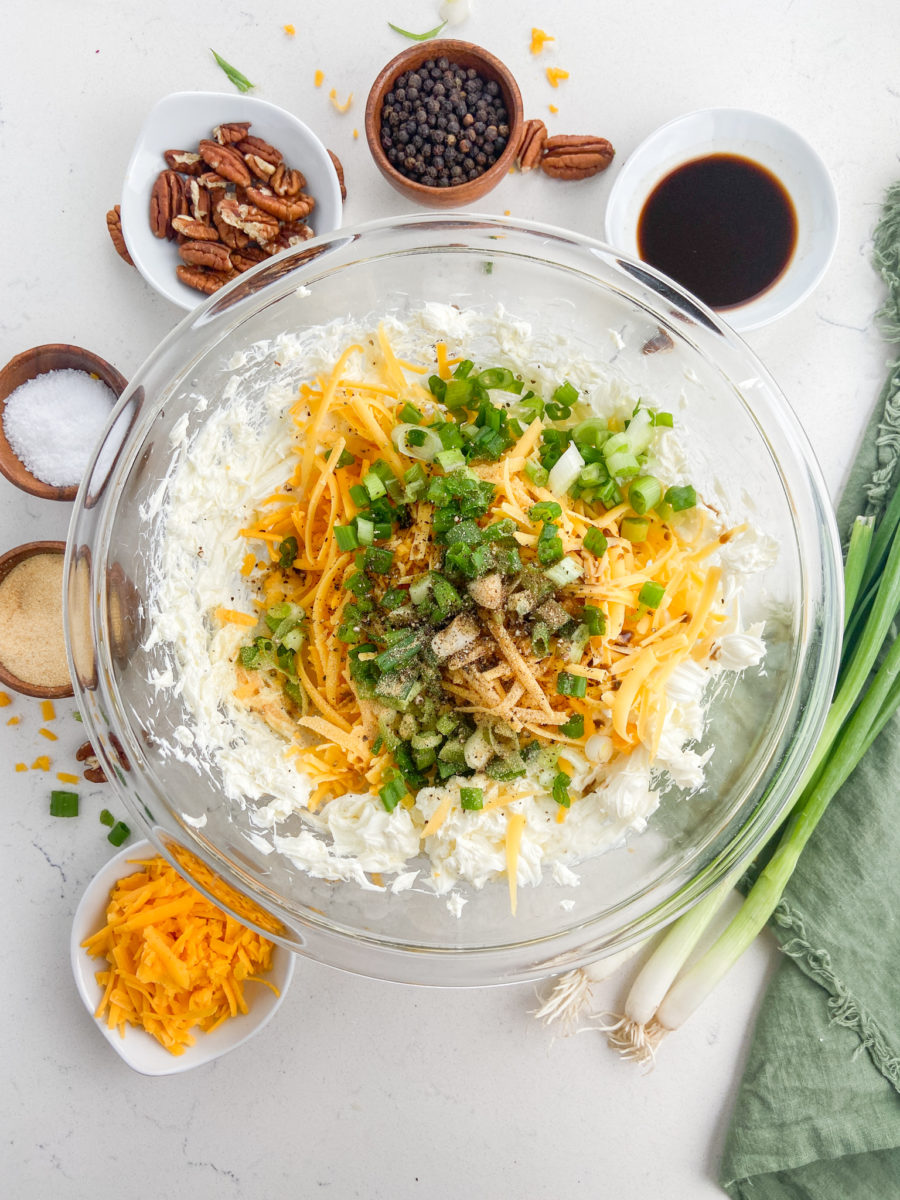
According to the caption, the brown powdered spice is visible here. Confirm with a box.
[0,553,70,687]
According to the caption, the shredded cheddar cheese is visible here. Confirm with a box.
[546,67,569,88]
[314,68,324,87]
[82,855,277,1056]
[328,87,353,113]
[530,27,556,54]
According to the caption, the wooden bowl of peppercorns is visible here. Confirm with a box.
[365,40,523,208]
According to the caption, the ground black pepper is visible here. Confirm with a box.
[380,57,510,187]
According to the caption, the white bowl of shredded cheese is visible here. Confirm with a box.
[65,216,842,987]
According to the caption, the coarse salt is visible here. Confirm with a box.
[3,368,116,487]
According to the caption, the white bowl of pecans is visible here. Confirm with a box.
[120,91,344,310]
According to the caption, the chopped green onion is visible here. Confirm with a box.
[556,671,587,698]
[356,516,375,546]
[653,411,674,427]
[336,448,356,469]
[379,776,406,812]
[460,787,484,811]
[524,461,549,487]
[544,556,584,588]
[638,581,665,609]
[537,536,564,566]
[363,546,394,574]
[349,483,370,509]
[560,713,585,739]
[277,536,298,569]
[380,587,407,610]
[400,402,424,423]
[334,524,360,552]
[583,527,608,558]
[344,570,374,596]
[665,484,697,511]
[582,605,606,636]
[99,808,115,827]
[363,471,387,500]
[391,422,443,462]
[437,448,467,471]
[553,380,578,407]
[572,417,609,447]
[443,378,473,409]
[531,620,551,659]
[210,48,255,92]
[552,771,572,807]
[528,500,562,522]
[478,367,515,390]
[620,516,650,542]
[107,820,131,847]
[629,475,663,515]
[50,790,79,818]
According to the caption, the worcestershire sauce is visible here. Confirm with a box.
[637,154,797,309]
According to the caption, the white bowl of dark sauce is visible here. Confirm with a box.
[604,108,839,331]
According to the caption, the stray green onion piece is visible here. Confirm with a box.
[99,809,115,827]
[552,771,572,807]
[278,535,298,569]
[664,485,697,512]
[583,527,608,557]
[638,581,665,609]
[559,713,585,738]
[556,671,587,699]
[210,49,255,93]
[387,18,448,40]
[629,475,663,515]
[50,790,79,818]
[379,777,406,812]
[460,787,484,811]
[107,821,131,847]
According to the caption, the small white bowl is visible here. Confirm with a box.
[120,91,343,310]
[71,839,294,1075]
[604,108,839,331]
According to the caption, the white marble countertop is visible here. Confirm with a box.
[1,2,897,1195]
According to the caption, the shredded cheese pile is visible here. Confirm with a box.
[82,855,277,1055]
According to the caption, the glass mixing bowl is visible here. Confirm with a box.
[65,216,841,986]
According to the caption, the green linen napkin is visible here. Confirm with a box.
[720,185,900,1198]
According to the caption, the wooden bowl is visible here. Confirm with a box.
[0,344,128,501]
[0,540,73,698]
[365,40,523,208]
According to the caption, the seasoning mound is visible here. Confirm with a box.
[0,551,70,688]
[3,369,115,487]
[82,854,278,1055]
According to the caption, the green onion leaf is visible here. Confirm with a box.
[336,449,356,469]
[50,790,79,818]
[639,581,666,609]
[379,776,407,811]
[210,49,255,93]
[528,500,562,522]
[559,713,585,739]
[629,475,663,515]
[556,671,587,698]
[363,546,394,574]
[277,535,298,569]
[665,484,698,511]
[621,516,650,542]
[552,771,572,807]
[107,820,131,847]
[387,19,448,41]
[460,787,484,811]
[334,524,360,552]
[524,461,549,488]
[99,808,115,827]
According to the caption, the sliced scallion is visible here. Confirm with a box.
[50,790,79,818]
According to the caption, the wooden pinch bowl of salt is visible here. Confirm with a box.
[0,540,73,698]
[0,344,128,502]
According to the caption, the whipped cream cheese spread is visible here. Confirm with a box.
[147,304,769,911]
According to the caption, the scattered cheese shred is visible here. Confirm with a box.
[283,23,296,35]
[548,104,559,114]
[41,700,56,721]
[314,68,324,87]
[505,813,527,915]
[31,755,50,770]
[7,715,20,726]
[530,27,555,54]
[82,855,277,1056]
[39,727,57,741]
[15,763,26,773]
[0,691,10,706]
[57,771,80,784]
[329,87,353,113]
[546,67,569,88]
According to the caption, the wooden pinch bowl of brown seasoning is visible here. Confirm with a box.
[365,40,523,208]
[0,541,73,698]
[0,344,128,502]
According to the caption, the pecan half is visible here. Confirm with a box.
[188,178,211,221]
[75,739,107,783]
[198,139,252,187]
[328,149,347,200]
[171,215,220,241]
[541,135,615,181]
[176,264,234,293]
[245,153,277,182]
[516,119,547,171]
[149,169,174,238]
[164,149,202,175]
[213,121,252,145]
[179,239,233,270]
[244,185,315,222]
[236,135,283,167]
[231,246,271,272]
[212,197,251,250]
[216,197,281,246]
[105,206,134,266]
[198,170,228,191]
[270,163,305,198]
[642,328,675,355]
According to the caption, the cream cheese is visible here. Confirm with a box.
[146,305,771,910]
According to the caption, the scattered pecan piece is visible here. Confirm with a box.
[105,205,134,266]
[198,170,228,191]
[164,149,202,175]
[198,139,252,187]
[270,163,305,198]
[244,185,315,222]
[176,264,235,293]
[231,246,271,272]
[516,118,547,171]
[212,198,251,250]
[213,121,251,145]
[236,135,283,167]
[642,328,675,355]
[75,740,108,783]
[171,215,220,241]
[541,135,615,181]
[328,149,347,200]
[245,153,277,182]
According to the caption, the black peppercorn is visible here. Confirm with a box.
[379,57,509,188]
